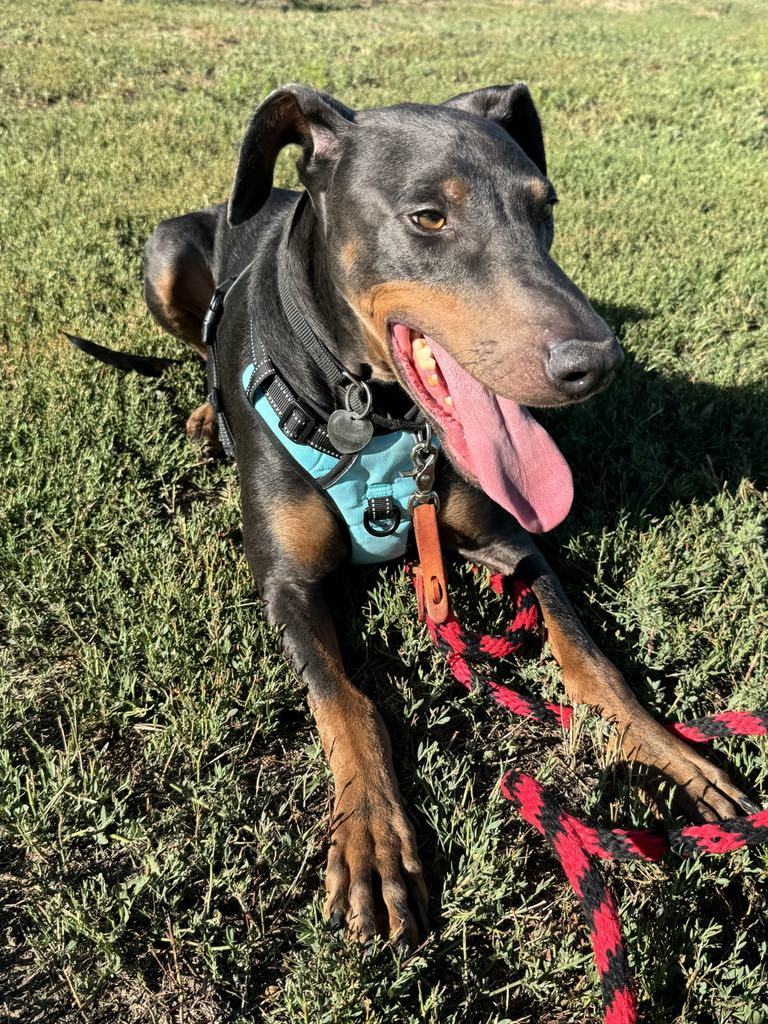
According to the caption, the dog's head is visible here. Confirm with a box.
[228,85,623,532]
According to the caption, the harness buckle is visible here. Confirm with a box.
[201,283,229,348]
[279,403,316,445]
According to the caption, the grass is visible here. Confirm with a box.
[1,0,767,1021]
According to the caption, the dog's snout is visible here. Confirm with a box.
[546,336,623,397]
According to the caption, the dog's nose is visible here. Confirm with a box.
[546,336,624,398]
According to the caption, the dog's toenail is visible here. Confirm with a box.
[740,797,761,815]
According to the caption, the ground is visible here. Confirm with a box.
[1,0,767,1021]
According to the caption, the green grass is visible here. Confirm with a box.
[2,0,767,1021]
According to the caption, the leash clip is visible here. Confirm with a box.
[405,439,440,512]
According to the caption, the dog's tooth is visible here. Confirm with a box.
[443,396,453,408]
[414,346,434,371]
[426,373,439,387]
[412,337,426,351]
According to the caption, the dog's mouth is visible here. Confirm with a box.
[389,323,573,533]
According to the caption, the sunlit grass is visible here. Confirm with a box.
[1,1,766,1021]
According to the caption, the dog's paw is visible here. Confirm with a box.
[323,796,428,953]
[185,401,222,454]
[667,745,755,821]
[624,720,755,822]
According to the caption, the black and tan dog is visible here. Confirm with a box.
[131,84,754,949]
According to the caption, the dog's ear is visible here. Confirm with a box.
[442,83,546,176]
[228,85,355,226]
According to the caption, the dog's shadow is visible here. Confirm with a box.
[534,301,767,549]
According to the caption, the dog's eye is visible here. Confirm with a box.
[540,196,558,221]
[411,210,447,232]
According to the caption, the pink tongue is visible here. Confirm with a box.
[428,339,573,532]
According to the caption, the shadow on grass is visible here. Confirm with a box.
[549,301,767,534]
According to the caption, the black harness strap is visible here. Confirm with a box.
[244,319,343,458]
[202,275,238,458]
[203,269,347,462]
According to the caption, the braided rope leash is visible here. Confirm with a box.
[416,567,768,1024]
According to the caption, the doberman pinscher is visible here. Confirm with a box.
[137,84,754,949]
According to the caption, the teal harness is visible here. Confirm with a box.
[242,364,431,564]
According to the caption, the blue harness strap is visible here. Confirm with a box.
[242,364,430,565]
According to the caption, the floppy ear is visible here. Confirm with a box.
[442,83,546,176]
[228,85,355,226]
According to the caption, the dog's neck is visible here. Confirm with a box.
[281,197,366,371]
[276,194,412,418]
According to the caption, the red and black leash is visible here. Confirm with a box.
[411,545,767,1023]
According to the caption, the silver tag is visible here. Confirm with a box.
[327,409,374,453]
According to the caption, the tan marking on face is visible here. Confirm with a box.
[441,177,470,204]
[529,178,550,203]
[341,299,399,381]
[339,238,360,272]
[359,318,397,376]
[348,280,554,405]
[271,491,344,569]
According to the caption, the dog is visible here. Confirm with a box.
[125,84,755,950]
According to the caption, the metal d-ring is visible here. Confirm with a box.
[363,505,402,536]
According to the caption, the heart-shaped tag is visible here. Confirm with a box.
[327,409,374,453]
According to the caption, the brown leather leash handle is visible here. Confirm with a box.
[412,501,449,624]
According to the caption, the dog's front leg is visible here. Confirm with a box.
[442,493,754,822]
[243,491,428,950]
[262,574,428,948]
